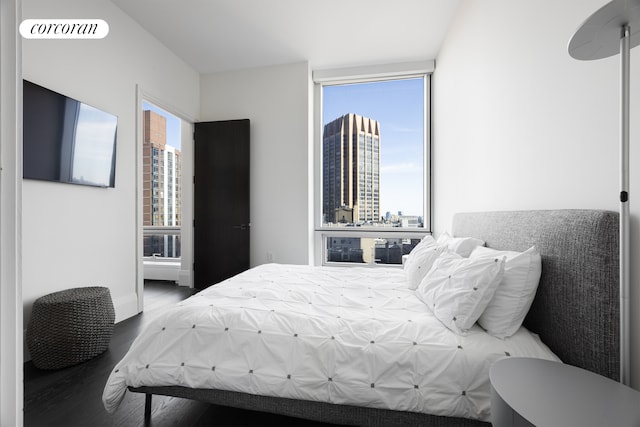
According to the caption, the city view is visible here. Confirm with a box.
[142,102,182,259]
[322,77,425,225]
[322,78,426,264]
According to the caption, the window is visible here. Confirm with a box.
[142,101,182,258]
[314,62,432,266]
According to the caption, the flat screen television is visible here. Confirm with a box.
[23,80,118,188]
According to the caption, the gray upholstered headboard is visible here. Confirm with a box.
[452,209,619,381]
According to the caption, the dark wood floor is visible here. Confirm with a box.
[24,281,336,426]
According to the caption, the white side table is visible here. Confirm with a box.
[490,357,640,427]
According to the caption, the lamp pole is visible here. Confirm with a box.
[620,23,630,386]
[568,0,640,386]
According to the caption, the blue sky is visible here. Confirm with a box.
[323,78,425,218]
[142,101,181,150]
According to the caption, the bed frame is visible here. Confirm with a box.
[129,209,620,426]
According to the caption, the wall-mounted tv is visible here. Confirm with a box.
[23,80,118,188]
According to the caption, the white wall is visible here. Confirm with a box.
[433,0,640,386]
[21,0,200,342]
[200,62,313,266]
[1,0,23,423]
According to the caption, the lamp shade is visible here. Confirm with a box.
[568,0,640,60]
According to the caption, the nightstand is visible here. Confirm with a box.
[490,357,640,427]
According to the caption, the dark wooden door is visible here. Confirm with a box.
[194,119,250,289]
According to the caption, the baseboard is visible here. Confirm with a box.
[113,291,140,323]
[178,269,192,287]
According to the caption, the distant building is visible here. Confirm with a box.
[335,206,354,223]
[327,237,364,263]
[323,113,380,224]
[399,215,420,228]
[142,110,181,227]
[374,238,403,264]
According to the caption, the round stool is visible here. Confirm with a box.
[27,286,115,370]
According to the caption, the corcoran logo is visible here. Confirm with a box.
[19,19,109,39]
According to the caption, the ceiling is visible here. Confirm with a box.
[110,0,460,75]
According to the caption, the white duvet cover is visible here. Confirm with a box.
[103,263,559,422]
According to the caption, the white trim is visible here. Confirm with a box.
[312,82,323,266]
[135,86,196,304]
[307,63,315,265]
[135,86,144,312]
[424,75,432,231]
[179,120,194,288]
[312,60,434,84]
[138,88,197,124]
[0,0,23,425]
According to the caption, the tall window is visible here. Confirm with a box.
[314,64,431,266]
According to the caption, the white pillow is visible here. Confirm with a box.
[416,252,505,334]
[404,236,447,290]
[403,235,435,267]
[437,231,485,257]
[403,235,437,264]
[470,246,542,338]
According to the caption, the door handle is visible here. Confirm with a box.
[233,223,250,230]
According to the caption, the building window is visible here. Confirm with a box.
[142,105,181,228]
[314,62,432,266]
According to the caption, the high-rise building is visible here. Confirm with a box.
[323,113,380,224]
[142,109,181,227]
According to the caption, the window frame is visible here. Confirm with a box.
[312,62,433,267]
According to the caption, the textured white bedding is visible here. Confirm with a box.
[103,263,559,421]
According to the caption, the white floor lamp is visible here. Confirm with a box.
[568,0,640,386]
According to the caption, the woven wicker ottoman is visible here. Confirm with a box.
[27,286,115,370]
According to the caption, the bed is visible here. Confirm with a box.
[103,209,619,426]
